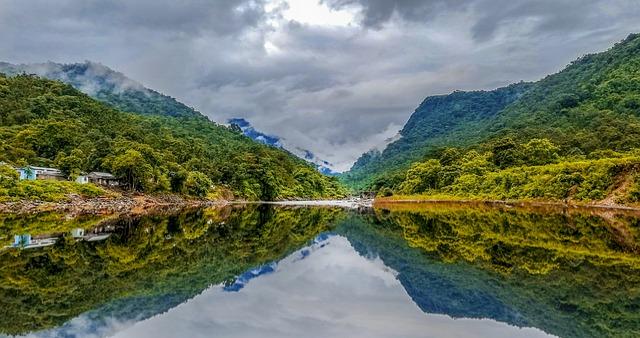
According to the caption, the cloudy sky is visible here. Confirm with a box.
[1,1,639,171]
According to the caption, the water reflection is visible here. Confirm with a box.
[109,236,552,338]
[0,203,638,338]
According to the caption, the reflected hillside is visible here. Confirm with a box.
[339,203,640,338]
[0,205,346,336]
[2,203,639,338]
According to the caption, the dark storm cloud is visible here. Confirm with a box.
[0,0,267,36]
[324,0,639,41]
[1,0,639,171]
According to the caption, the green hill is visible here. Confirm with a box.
[0,74,345,200]
[344,33,640,198]
[344,82,532,189]
[0,61,202,118]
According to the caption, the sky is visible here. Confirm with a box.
[1,1,640,171]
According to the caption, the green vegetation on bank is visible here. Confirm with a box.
[0,164,106,202]
[0,74,346,201]
[379,139,640,204]
[345,34,640,198]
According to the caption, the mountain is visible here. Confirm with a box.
[0,74,346,200]
[0,61,342,177]
[228,118,338,175]
[0,61,202,118]
[343,82,532,189]
[344,33,640,191]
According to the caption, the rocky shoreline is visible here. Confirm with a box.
[0,194,225,216]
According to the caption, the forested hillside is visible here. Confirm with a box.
[0,61,201,118]
[0,75,345,200]
[344,83,531,189]
[346,33,640,201]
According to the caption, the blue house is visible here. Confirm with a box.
[13,234,31,247]
[17,166,64,181]
[17,167,36,180]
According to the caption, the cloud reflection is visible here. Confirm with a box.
[102,236,555,338]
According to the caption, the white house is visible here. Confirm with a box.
[76,175,89,184]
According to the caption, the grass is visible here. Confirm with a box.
[0,180,110,202]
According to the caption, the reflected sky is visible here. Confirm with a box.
[38,235,553,338]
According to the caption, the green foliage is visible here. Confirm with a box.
[521,138,559,166]
[0,74,346,200]
[393,137,640,202]
[490,137,522,168]
[55,148,86,178]
[184,171,213,197]
[400,159,443,194]
[0,164,18,189]
[0,180,106,202]
[105,149,154,191]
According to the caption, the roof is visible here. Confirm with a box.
[88,172,117,179]
[27,166,63,174]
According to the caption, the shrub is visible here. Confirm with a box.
[185,171,213,197]
[0,164,19,188]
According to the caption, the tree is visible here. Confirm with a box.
[168,165,188,193]
[522,139,559,165]
[0,164,19,189]
[56,149,86,178]
[400,159,443,194]
[439,148,462,166]
[491,138,523,168]
[106,149,153,191]
[184,171,213,197]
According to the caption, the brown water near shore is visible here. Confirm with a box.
[374,197,640,215]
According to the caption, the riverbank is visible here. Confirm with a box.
[374,195,640,213]
[0,193,225,215]
[259,198,373,209]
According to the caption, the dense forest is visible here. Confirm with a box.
[0,75,346,201]
[344,33,640,202]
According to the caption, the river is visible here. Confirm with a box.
[0,203,638,338]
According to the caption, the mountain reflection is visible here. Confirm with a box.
[1,203,639,338]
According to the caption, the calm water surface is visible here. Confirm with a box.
[0,203,638,338]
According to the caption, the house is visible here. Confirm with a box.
[88,172,119,186]
[76,174,89,184]
[13,234,31,247]
[70,228,111,242]
[70,228,85,238]
[7,234,57,249]
[17,166,65,181]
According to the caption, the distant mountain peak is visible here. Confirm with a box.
[228,118,337,175]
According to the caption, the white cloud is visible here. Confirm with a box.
[107,236,555,338]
